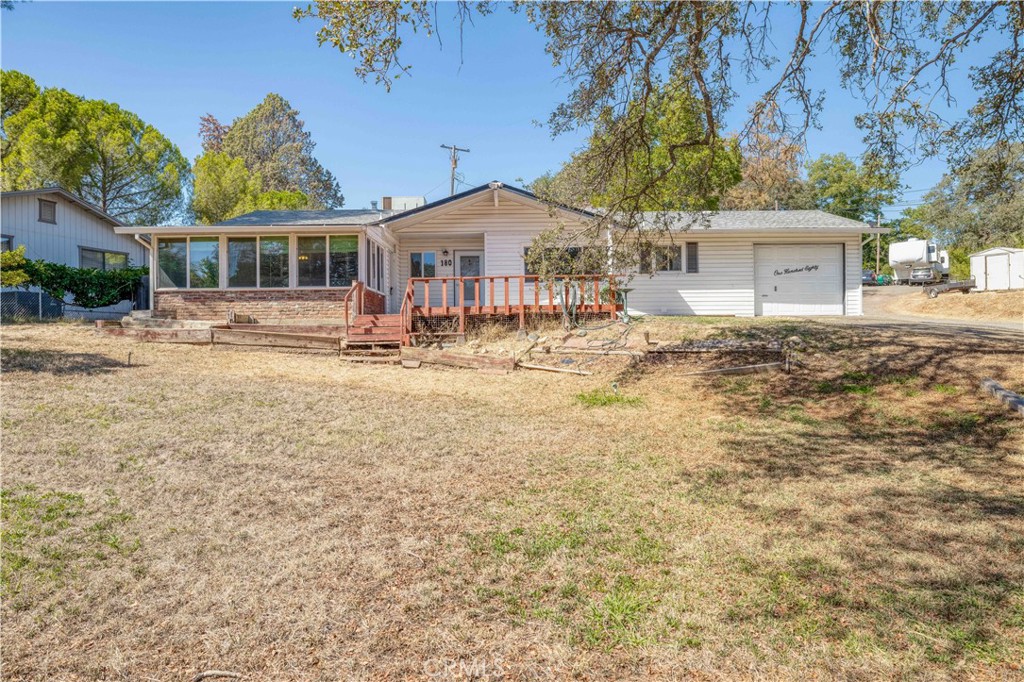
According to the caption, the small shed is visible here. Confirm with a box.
[969,247,1024,291]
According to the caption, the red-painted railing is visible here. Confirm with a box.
[342,280,364,333]
[400,274,620,344]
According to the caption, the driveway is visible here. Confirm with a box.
[838,285,1024,339]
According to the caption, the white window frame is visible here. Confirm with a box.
[409,251,437,279]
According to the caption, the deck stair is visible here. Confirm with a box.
[342,314,402,362]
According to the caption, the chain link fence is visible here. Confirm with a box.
[1,279,149,323]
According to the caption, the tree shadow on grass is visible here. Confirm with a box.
[0,347,133,375]
[695,323,1024,667]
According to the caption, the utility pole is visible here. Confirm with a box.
[440,144,470,196]
[875,210,882,273]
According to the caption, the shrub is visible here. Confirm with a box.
[2,247,148,309]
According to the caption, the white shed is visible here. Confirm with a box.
[969,247,1024,291]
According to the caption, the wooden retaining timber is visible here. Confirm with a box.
[400,346,515,372]
[98,327,213,344]
[211,327,342,351]
[981,378,1024,417]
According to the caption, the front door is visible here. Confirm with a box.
[455,251,484,306]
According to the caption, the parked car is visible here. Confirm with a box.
[862,269,877,285]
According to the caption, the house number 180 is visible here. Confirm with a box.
[439,258,453,268]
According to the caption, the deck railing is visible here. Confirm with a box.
[400,274,621,344]
[342,280,364,332]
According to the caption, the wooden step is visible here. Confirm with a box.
[348,326,403,335]
[353,314,402,325]
[339,354,401,364]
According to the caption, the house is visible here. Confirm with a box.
[0,187,148,318]
[113,181,884,342]
[969,247,1024,291]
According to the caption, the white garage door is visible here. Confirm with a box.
[755,244,845,316]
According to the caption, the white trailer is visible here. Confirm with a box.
[969,247,1024,291]
[888,238,949,285]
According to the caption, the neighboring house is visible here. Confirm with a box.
[114,181,883,333]
[970,247,1024,291]
[0,187,148,318]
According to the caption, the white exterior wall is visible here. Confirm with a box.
[626,234,863,317]
[970,250,1024,291]
[391,194,590,312]
[1,192,147,316]
[1,193,145,266]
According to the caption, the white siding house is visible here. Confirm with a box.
[1,187,148,318]
[115,181,884,323]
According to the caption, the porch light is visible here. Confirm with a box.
[442,248,449,257]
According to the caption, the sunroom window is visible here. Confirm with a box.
[259,237,289,288]
[297,236,327,286]
[329,236,358,287]
[189,237,220,288]
[228,238,257,287]
[157,238,187,288]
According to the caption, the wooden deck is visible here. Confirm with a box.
[398,274,622,345]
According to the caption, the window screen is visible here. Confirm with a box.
[38,199,56,224]
[685,242,699,273]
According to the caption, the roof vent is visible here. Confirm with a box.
[488,181,504,190]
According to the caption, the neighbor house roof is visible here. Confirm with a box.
[640,209,881,233]
[216,209,395,227]
[1,186,124,227]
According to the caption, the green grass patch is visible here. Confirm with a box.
[575,388,643,407]
[1,486,139,603]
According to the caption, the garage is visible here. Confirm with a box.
[754,244,845,316]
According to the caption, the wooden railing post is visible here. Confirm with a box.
[474,279,481,314]
[504,277,510,315]
[458,277,466,343]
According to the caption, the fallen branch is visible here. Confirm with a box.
[677,362,786,377]
[551,347,644,358]
[191,672,241,682]
[517,362,593,376]
[515,340,538,363]
[981,378,1024,417]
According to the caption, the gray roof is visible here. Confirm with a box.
[216,209,396,227]
[641,209,874,232]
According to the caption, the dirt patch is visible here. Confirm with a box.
[876,286,1024,323]
[2,321,1022,680]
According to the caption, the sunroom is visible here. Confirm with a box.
[114,218,396,322]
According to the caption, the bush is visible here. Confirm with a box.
[2,247,148,309]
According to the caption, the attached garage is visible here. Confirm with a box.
[624,210,881,318]
[754,244,845,316]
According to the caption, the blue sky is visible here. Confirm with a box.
[2,2,991,216]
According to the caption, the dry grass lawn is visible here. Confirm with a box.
[886,287,1024,323]
[2,319,1022,681]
